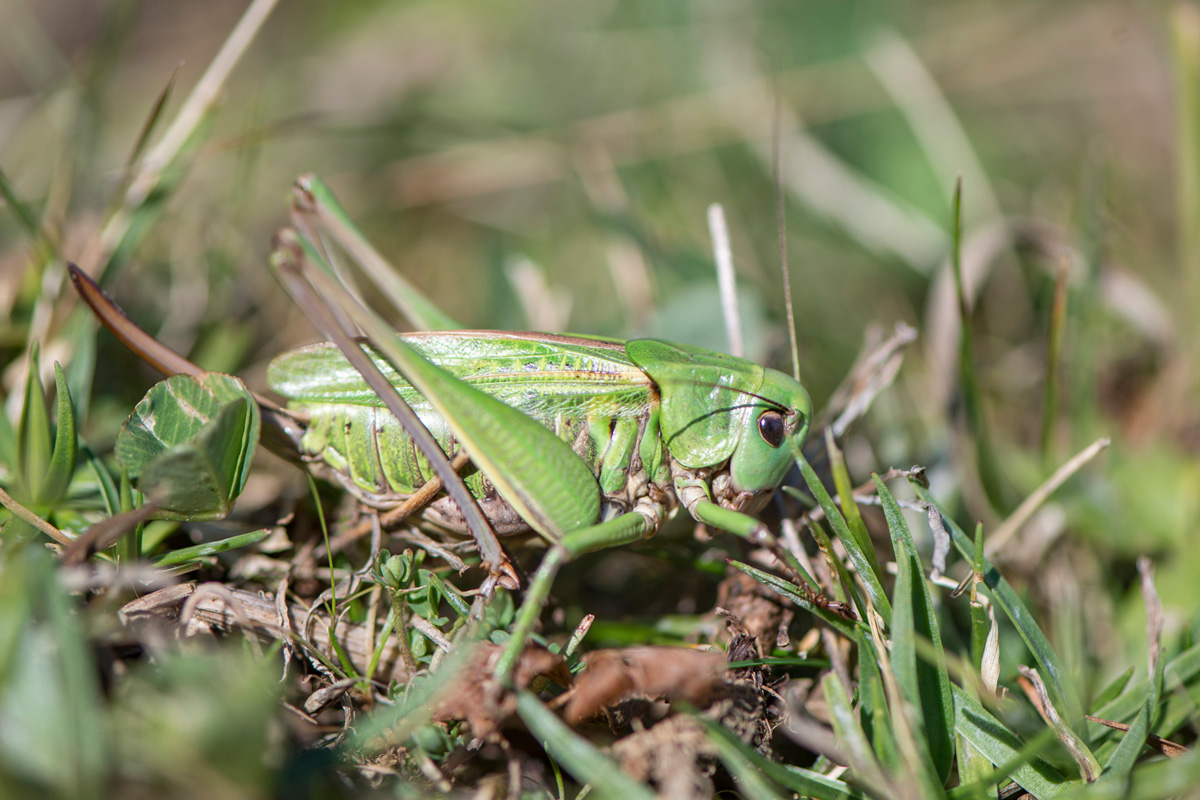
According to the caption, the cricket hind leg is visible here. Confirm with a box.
[492,506,662,687]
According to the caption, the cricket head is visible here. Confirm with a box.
[728,366,811,495]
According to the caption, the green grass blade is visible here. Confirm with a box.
[697,714,866,799]
[914,484,1080,723]
[822,671,887,793]
[704,729,786,799]
[1096,702,1149,780]
[876,475,955,780]
[1090,667,1134,712]
[951,685,1071,797]
[1055,750,1200,800]
[81,444,120,518]
[153,529,270,567]
[121,64,182,181]
[18,346,51,503]
[826,432,881,577]
[515,691,656,800]
[728,560,858,637]
[795,450,891,623]
[968,524,990,670]
[0,388,21,496]
[1090,642,1200,733]
[91,0,280,282]
[0,163,44,243]
[0,548,109,798]
[855,628,900,770]
[949,178,1011,513]
[37,364,78,507]
[294,174,462,332]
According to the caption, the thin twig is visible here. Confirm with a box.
[0,485,71,545]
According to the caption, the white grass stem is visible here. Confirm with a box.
[707,203,743,358]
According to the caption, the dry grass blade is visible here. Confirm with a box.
[77,0,281,280]
[985,437,1111,559]
[121,583,415,685]
[707,203,743,359]
[817,321,918,437]
[1085,715,1189,759]
[1138,556,1163,680]
[1017,665,1099,782]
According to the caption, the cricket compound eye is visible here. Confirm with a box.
[757,410,786,448]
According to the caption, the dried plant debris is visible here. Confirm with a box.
[431,642,571,741]
[607,635,776,797]
[716,569,795,652]
[121,581,416,684]
[557,645,727,726]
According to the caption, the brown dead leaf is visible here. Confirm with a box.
[610,634,775,797]
[559,646,726,726]
[431,642,570,741]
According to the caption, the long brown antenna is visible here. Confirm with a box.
[773,88,800,383]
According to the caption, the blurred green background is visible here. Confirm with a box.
[2,0,1199,731]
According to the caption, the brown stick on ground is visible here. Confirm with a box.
[121,582,414,684]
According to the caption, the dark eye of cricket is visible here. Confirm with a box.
[757,410,786,448]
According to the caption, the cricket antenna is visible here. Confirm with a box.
[773,86,801,384]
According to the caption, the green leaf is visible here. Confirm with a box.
[36,364,78,507]
[115,373,260,519]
